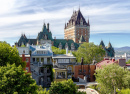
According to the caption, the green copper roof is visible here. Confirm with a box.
[37,24,52,40]
[100,40,105,47]
[52,39,79,50]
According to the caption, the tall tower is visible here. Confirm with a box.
[64,8,90,43]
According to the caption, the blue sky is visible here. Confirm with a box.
[0,0,130,47]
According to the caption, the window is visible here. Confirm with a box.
[70,58,76,63]
[79,69,82,73]
[26,58,29,62]
[47,58,50,63]
[36,58,39,62]
[26,67,29,72]
[23,50,25,53]
[33,58,35,62]
[41,58,44,62]
[56,72,66,79]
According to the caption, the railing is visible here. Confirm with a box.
[47,72,51,76]
[39,73,44,76]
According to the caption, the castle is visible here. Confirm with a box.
[15,8,114,58]
[15,8,90,51]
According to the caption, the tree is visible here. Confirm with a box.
[73,42,105,64]
[95,64,130,94]
[117,88,130,94]
[52,46,66,54]
[126,59,130,64]
[0,42,26,68]
[49,79,86,94]
[0,64,39,94]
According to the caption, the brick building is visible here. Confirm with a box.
[17,47,31,73]
[21,54,31,73]
[74,65,96,82]
[64,8,90,43]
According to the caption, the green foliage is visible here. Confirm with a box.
[50,65,54,82]
[117,88,130,94]
[49,79,82,94]
[0,42,26,68]
[95,64,130,94]
[126,59,130,64]
[0,64,39,94]
[52,46,66,54]
[36,86,50,94]
[73,42,105,64]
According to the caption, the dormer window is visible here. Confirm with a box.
[37,51,47,54]
[80,18,83,26]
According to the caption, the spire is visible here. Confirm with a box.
[65,22,66,29]
[79,4,80,11]
[42,23,46,31]
[88,17,90,26]
[100,40,105,47]
[108,42,112,48]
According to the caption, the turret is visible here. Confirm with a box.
[47,23,49,31]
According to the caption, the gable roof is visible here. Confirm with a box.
[79,35,85,42]
[67,9,88,26]
[52,39,79,50]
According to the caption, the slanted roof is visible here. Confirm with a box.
[68,9,88,26]
[52,39,79,50]
[28,39,37,45]
[79,35,85,43]
[100,40,105,47]
[53,54,76,58]
[37,23,52,40]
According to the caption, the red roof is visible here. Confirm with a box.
[126,64,130,66]
[96,59,116,68]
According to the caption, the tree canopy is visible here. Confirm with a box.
[126,59,130,64]
[49,79,86,94]
[0,42,26,68]
[95,64,130,94]
[0,64,39,94]
[52,46,66,54]
[73,42,105,64]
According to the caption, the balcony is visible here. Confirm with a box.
[31,62,52,67]
[39,73,44,76]
[46,72,51,76]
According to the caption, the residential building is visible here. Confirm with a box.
[96,58,127,69]
[29,43,53,87]
[115,53,130,62]
[17,47,31,73]
[74,64,96,82]
[53,68,68,82]
[52,49,76,79]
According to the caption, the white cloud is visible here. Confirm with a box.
[0,0,130,46]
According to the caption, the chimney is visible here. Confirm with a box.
[104,57,109,60]
[118,59,126,67]
[47,23,49,31]
[54,37,56,41]
[22,54,25,62]
[112,59,115,62]
[66,47,68,54]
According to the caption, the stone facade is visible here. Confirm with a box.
[64,9,90,43]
